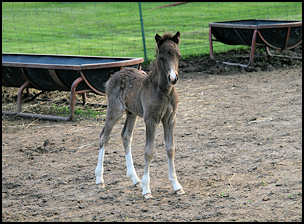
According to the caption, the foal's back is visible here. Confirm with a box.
[105,67,149,117]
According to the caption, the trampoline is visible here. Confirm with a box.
[2,53,144,121]
[209,19,302,67]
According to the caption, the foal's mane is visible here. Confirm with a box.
[157,33,176,47]
[162,33,175,39]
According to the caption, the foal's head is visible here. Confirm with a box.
[155,31,181,85]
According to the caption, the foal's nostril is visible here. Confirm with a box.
[168,75,178,85]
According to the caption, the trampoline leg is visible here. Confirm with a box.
[265,45,302,60]
[209,25,215,60]
[265,46,273,57]
[17,80,30,113]
[249,29,258,66]
[69,77,84,121]
[284,27,291,50]
[81,93,86,106]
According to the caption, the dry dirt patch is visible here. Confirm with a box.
[2,53,302,221]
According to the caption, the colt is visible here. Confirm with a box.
[95,32,184,199]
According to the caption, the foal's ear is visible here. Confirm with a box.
[155,34,162,46]
[172,31,180,44]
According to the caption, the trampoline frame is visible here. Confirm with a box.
[209,20,302,67]
[2,53,144,121]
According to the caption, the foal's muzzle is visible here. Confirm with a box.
[168,69,178,85]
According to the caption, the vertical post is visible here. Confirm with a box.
[209,24,214,60]
[69,77,84,121]
[249,29,258,66]
[284,27,291,50]
[138,2,148,62]
[17,81,30,113]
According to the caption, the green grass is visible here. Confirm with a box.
[2,2,302,61]
[50,104,106,120]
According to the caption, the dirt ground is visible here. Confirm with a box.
[2,49,302,222]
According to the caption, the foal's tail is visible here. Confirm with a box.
[105,69,125,96]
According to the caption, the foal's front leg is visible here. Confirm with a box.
[162,114,184,195]
[141,119,156,199]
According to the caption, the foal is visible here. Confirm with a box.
[95,32,184,199]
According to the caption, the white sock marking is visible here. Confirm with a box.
[125,151,140,185]
[141,171,151,195]
[168,159,183,191]
[95,146,105,185]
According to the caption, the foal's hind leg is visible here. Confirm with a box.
[95,99,123,187]
[162,113,184,195]
[121,111,140,186]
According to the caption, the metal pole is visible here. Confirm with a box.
[138,2,147,62]
[209,24,214,60]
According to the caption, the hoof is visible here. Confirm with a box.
[143,193,153,199]
[175,188,185,195]
[133,181,141,187]
[96,183,105,188]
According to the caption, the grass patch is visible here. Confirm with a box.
[2,2,302,60]
[50,104,106,120]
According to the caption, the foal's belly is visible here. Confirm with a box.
[121,79,145,117]
[124,91,144,117]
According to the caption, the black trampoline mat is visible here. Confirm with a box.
[210,19,302,48]
[213,19,300,26]
[2,54,128,66]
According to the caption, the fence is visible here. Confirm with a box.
[2,2,302,62]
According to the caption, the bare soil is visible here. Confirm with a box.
[2,49,302,222]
